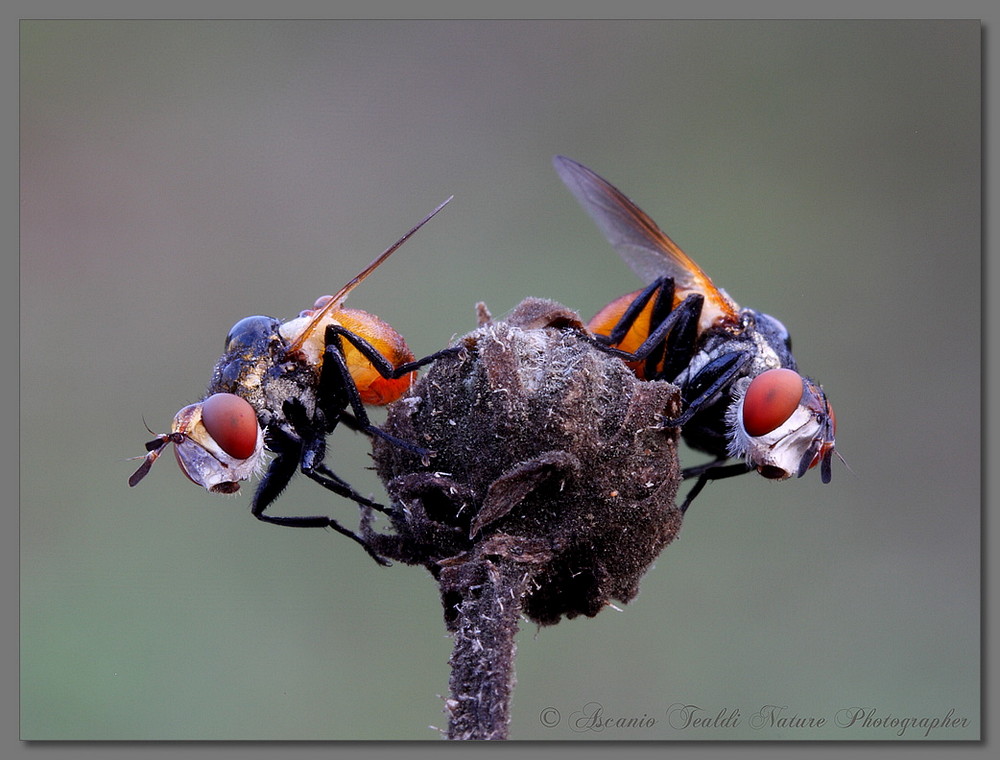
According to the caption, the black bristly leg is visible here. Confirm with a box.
[319,325,461,455]
[678,461,753,513]
[299,429,388,513]
[326,324,464,378]
[336,409,365,434]
[657,294,703,382]
[248,423,390,565]
[662,350,754,428]
[681,455,732,480]
[621,292,703,372]
[599,277,674,347]
[248,434,301,523]
[317,331,424,456]
[278,398,387,512]
[591,291,705,384]
[249,429,380,526]
[634,278,674,379]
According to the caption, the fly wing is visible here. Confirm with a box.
[286,196,452,355]
[554,156,740,323]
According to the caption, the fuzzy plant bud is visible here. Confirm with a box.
[371,297,684,626]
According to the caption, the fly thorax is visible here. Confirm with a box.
[747,309,797,372]
[258,357,321,431]
[746,326,786,376]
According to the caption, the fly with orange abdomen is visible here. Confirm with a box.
[554,156,838,511]
[129,198,458,562]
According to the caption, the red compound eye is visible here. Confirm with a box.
[741,368,804,437]
[201,393,259,460]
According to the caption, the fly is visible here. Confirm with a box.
[129,198,458,562]
[554,156,837,511]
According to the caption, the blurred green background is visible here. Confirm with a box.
[20,20,979,740]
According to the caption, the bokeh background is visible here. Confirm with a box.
[20,20,979,740]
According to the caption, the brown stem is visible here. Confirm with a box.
[439,538,548,740]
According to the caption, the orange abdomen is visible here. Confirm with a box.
[588,289,660,380]
[335,308,416,405]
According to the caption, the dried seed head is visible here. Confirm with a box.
[372,298,684,625]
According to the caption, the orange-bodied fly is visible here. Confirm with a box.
[129,198,457,561]
[554,156,837,511]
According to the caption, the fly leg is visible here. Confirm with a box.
[662,351,754,428]
[320,325,462,455]
[597,277,674,345]
[678,457,752,512]
[248,421,390,565]
[326,324,464,379]
[591,278,704,383]
[278,399,389,513]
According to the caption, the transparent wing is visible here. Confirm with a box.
[554,156,739,323]
[287,196,452,354]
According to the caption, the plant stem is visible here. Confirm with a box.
[439,535,551,740]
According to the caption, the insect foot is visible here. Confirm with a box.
[371,296,684,624]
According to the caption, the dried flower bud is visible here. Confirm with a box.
[371,298,683,626]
